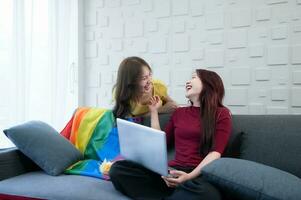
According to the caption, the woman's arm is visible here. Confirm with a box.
[157,95,178,114]
[162,151,220,187]
[148,96,162,130]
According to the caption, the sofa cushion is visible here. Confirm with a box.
[4,121,83,176]
[232,115,301,178]
[0,171,130,200]
[202,158,301,200]
[241,129,301,178]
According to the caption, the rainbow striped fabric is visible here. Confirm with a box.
[60,107,121,180]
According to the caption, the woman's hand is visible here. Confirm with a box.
[161,170,191,188]
[148,95,162,112]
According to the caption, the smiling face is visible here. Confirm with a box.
[139,65,153,94]
[185,72,203,104]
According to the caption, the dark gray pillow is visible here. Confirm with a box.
[202,158,301,200]
[4,121,83,176]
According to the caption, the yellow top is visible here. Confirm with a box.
[130,79,168,116]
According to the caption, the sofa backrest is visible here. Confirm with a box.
[232,115,301,179]
[143,114,301,179]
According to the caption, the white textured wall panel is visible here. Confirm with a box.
[267,46,288,65]
[231,68,251,85]
[293,71,301,84]
[292,88,301,106]
[227,30,247,49]
[226,88,248,106]
[291,45,301,64]
[172,0,188,16]
[271,87,288,101]
[231,10,251,28]
[83,0,301,114]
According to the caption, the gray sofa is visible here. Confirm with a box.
[0,114,300,200]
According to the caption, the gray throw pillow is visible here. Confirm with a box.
[202,158,301,200]
[4,121,83,176]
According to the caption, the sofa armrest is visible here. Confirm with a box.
[0,148,40,180]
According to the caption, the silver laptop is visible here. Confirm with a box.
[116,118,169,176]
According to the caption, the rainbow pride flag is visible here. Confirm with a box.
[60,107,121,180]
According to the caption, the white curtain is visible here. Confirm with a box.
[0,0,78,135]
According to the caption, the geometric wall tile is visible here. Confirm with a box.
[227,106,249,115]
[249,44,264,57]
[154,0,171,18]
[172,0,188,16]
[271,25,287,40]
[272,7,290,23]
[256,7,271,21]
[153,68,171,86]
[291,45,301,64]
[146,20,158,32]
[208,31,223,45]
[103,70,114,84]
[258,89,268,97]
[149,36,167,53]
[87,69,101,88]
[85,43,98,58]
[266,107,288,114]
[249,103,266,114]
[143,0,153,12]
[96,0,104,7]
[267,46,288,65]
[172,69,192,86]
[255,68,270,81]
[85,12,97,26]
[173,21,186,33]
[292,88,301,106]
[248,28,268,43]
[225,88,248,106]
[173,35,189,52]
[110,20,124,38]
[191,49,204,60]
[190,30,206,46]
[98,15,109,27]
[172,88,188,105]
[271,87,288,101]
[292,25,301,33]
[125,19,143,37]
[227,29,247,49]
[98,54,109,65]
[112,40,123,51]
[107,0,121,7]
[206,12,224,30]
[231,9,251,28]
[205,49,224,67]
[125,0,140,5]
[133,38,148,52]
[85,31,95,41]
[190,0,203,16]
[293,71,301,84]
[231,68,251,85]
[266,0,288,5]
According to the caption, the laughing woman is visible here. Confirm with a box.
[113,56,177,119]
[110,69,232,200]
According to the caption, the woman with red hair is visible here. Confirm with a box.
[110,69,232,200]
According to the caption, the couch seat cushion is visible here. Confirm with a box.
[202,158,301,200]
[0,171,130,200]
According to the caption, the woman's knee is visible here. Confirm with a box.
[109,160,127,179]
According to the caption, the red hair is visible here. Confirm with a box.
[196,69,225,155]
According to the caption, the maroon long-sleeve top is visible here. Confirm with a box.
[164,106,232,168]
